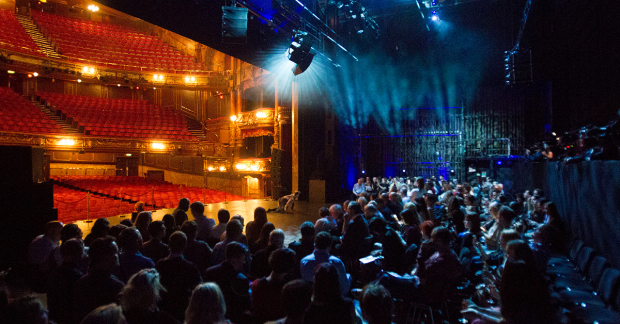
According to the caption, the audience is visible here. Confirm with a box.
[190,202,216,243]
[300,231,349,296]
[119,269,177,324]
[0,296,50,324]
[303,263,356,324]
[117,227,155,283]
[246,207,268,246]
[212,209,231,244]
[46,238,85,324]
[131,201,145,224]
[141,220,170,263]
[181,220,213,275]
[251,222,276,254]
[211,220,244,265]
[134,211,153,242]
[80,303,126,324]
[172,198,190,227]
[266,279,312,324]
[251,248,296,322]
[83,218,110,247]
[360,284,393,324]
[185,283,230,324]
[161,214,177,245]
[251,228,285,279]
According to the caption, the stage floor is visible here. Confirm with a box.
[75,199,329,245]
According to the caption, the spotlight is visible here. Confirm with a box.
[497,161,502,165]
[362,170,365,174]
[77,79,82,83]
[33,72,38,77]
[287,31,315,76]
[230,115,237,122]
[431,15,439,21]
[28,74,33,78]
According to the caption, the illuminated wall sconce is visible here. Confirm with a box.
[207,166,216,172]
[59,138,76,146]
[77,79,82,83]
[235,163,247,170]
[184,76,196,84]
[219,166,227,172]
[230,115,238,122]
[153,74,165,84]
[88,4,99,12]
[151,142,165,150]
[82,66,96,76]
[33,72,39,77]
[256,111,267,118]
[250,164,259,171]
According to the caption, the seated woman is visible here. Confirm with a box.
[119,269,177,324]
[304,263,357,324]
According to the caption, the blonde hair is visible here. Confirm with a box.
[120,269,163,312]
[185,283,226,324]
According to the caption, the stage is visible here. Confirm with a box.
[74,199,329,245]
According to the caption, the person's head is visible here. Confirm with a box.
[532,188,544,198]
[299,221,315,241]
[258,222,276,243]
[231,214,245,226]
[88,236,119,272]
[319,207,330,218]
[415,177,425,189]
[312,263,341,302]
[329,204,344,220]
[108,224,127,239]
[489,202,502,220]
[60,238,84,264]
[120,269,163,313]
[162,214,176,231]
[147,220,166,240]
[217,209,231,224]
[177,198,190,211]
[314,231,332,251]
[120,219,133,228]
[254,207,268,226]
[168,231,187,254]
[448,196,463,214]
[269,247,296,274]
[465,195,476,207]
[358,178,364,185]
[500,229,521,252]
[173,211,188,229]
[180,220,198,241]
[364,204,379,219]
[361,284,393,324]
[498,206,517,228]
[465,212,481,233]
[190,201,205,216]
[134,201,145,213]
[281,280,312,319]
[442,181,452,192]
[357,196,368,209]
[80,303,126,324]
[401,209,421,226]
[314,218,330,234]
[423,193,437,206]
[60,223,83,243]
[347,201,363,216]
[135,211,152,230]
[544,201,559,220]
[90,218,110,238]
[0,296,48,324]
[224,242,248,271]
[430,226,451,248]
[532,224,558,248]
[269,229,285,249]
[185,283,226,324]
[388,192,399,204]
[505,239,536,267]
[225,220,243,241]
[420,220,434,239]
[117,227,143,253]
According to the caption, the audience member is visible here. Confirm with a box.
[181,220,212,275]
[141,220,170,263]
[47,223,84,269]
[84,218,110,247]
[251,248,296,322]
[251,228,284,279]
[27,220,62,277]
[211,220,244,265]
[288,221,315,275]
[303,263,356,324]
[47,238,85,324]
[156,231,202,321]
[73,237,125,324]
[338,201,370,261]
[134,211,153,242]
[360,284,393,324]
[252,222,276,254]
[191,201,216,243]
[204,242,251,323]
[300,231,349,296]
[212,209,231,243]
[161,214,177,245]
[119,269,177,324]
[0,296,51,324]
[131,201,145,224]
[265,279,312,324]
[172,198,190,227]
[185,283,230,324]
[79,303,126,324]
[246,207,268,246]
[117,227,155,283]
[108,224,127,240]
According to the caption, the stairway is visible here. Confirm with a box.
[186,117,208,141]
[31,98,81,135]
[16,14,61,59]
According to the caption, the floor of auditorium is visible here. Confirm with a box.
[75,199,329,245]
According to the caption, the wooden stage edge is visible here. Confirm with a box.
[73,199,330,246]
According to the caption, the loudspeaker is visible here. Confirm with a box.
[222,7,248,44]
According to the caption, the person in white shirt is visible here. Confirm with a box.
[352,178,366,197]
[300,232,349,296]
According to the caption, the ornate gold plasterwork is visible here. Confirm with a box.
[235,108,276,129]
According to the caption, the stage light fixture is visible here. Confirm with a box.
[431,15,439,21]
[33,72,39,77]
[287,31,315,76]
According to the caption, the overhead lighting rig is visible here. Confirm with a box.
[287,31,315,76]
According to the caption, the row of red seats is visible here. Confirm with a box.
[0,9,44,57]
[38,92,197,140]
[0,87,66,135]
[53,176,244,209]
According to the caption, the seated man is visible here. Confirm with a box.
[141,220,170,263]
[47,238,85,324]
[117,227,155,283]
[268,191,301,213]
[301,231,350,296]
[251,248,297,322]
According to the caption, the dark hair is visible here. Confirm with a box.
[499,206,517,227]
[225,241,247,260]
[162,214,176,230]
[174,211,188,229]
[225,220,243,240]
[218,209,231,223]
[190,201,205,215]
[431,226,452,246]
[88,237,118,267]
[545,201,560,221]
[168,231,187,253]
[91,218,110,238]
[420,220,434,238]
[348,201,363,216]
[120,219,133,227]
[178,198,190,211]
[401,209,421,226]
[60,238,84,260]
[499,260,553,323]
[465,212,482,235]
[300,221,315,238]
[361,284,393,324]
[180,220,198,240]
[1,296,47,324]
[60,223,82,242]
[147,220,165,238]
[314,231,332,250]
[108,224,127,239]
[117,227,142,252]
[254,207,268,227]
[505,240,537,268]
[258,222,276,244]
[319,207,330,218]
[281,280,312,317]
[312,263,342,303]
[269,248,296,274]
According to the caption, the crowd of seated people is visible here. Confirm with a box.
[1,173,617,324]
